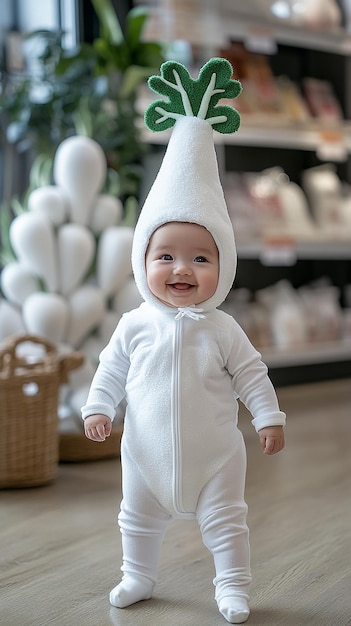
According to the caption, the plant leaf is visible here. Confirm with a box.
[90,0,124,45]
[125,7,148,50]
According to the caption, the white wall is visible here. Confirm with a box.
[17,0,77,47]
[17,0,58,32]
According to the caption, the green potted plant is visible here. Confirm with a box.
[0,1,165,447]
[0,0,164,205]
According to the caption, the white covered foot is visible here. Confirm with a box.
[218,596,250,624]
[109,575,154,608]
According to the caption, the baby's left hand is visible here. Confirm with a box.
[258,426,285,455]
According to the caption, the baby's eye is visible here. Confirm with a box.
[194,256,208,263]
[160,254,173,261]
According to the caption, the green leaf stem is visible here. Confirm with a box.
[145,57,242,134]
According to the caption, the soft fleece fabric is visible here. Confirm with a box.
[132,116,237,313]
[81,59,285,620]
[81,301,285,514]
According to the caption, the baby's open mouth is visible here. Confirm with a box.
[169,283,194,291]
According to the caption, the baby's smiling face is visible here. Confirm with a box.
[145,222,219,308]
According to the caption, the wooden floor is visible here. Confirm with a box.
[1,378,350,626]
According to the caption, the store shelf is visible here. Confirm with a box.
[219,11,351,56]
[262,340,351,368]
[237,240,351,262]
[141,121,351,157]
[143,4,351,55]
[139,1,351,382]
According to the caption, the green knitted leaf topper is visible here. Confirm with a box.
[144,57,242,134]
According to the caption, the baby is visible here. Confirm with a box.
[82,58,286,624]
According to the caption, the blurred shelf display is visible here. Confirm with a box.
[263,340,351,368]
[142,121,351,155]
[138,0,351,54]
[237,240,351,261]
[138,0,351,382]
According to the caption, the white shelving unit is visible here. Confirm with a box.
[214,10,351,56]
[262,339,351,368]
[139,2,351,379]
[237,240,351,261]
[142,120,351,159]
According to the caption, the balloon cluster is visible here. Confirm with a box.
[0,136,142,429]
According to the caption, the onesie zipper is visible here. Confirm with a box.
[171,317,187,514]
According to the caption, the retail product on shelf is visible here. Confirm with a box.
[276,76,311,123]
[299,280,343,342]
[224,167,318,243]
[256,280,308,349]
[225,165,351,244]
[220,288,271,349]
[220,42,311,125]
[302,164,351,236]
[222,277,345,351]
[268,0,342,29]
[303,77,344,122]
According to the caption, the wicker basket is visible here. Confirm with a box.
[59,427,123,462]
[0,334,83,488]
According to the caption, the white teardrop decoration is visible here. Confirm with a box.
[9,212,58,292]
[69,385,93,422]
[28,185,68,226]
[98,310,121,345]
[66,285,105,347]
[0,299,25,341]
[80,335,106,364]
[0,262,41,307]
[53,136,106,226]
[90,194,123,234]
[97,226,134,297]
[112,276,143,315]
[66,356,96,392]
[57,224,96,296]
[23,292,69,344]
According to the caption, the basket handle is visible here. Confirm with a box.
[0,334,58,376]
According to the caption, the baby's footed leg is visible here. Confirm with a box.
[111,458,171,609]
[196,451,251,624]
[110,574,154,608]
[217,595,250,624]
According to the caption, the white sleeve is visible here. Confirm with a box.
[226,320,286,432]
[81,320,130,422]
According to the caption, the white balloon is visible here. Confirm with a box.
[53,136,106,226]
[69,384,92,420]
[28,185,68,226]
[112,276,143,314]
[57,223,96,296]
[66,285,105,347]
[97,226,134,297]
[23,292,69,343]
[10,212,58,292]
[66,355,96,391]
[1,262,41,306]
[98,310,121,345]
[90,194,123,234]
[0,299,25,341]
[80,335,106,363]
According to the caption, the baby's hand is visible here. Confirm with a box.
[84,414,112,442]
[258,426,285,455]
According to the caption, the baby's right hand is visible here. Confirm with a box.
[84,414,112,442]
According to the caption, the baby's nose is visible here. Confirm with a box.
[174,261,191,275]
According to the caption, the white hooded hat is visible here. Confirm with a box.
[132,57,242,313]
